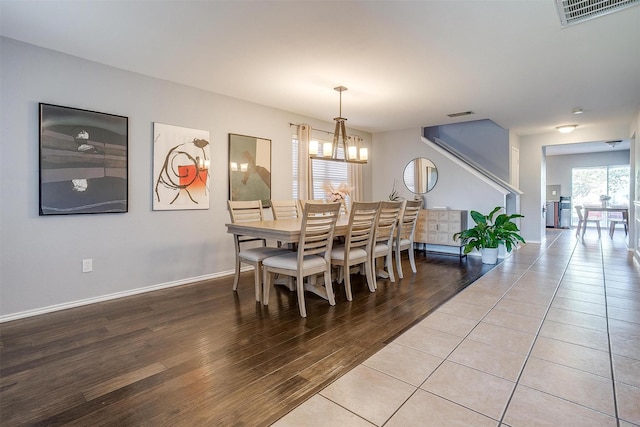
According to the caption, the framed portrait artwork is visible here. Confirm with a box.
[228,133,271,207]
[39,103,128,215]
[153,123,210,210]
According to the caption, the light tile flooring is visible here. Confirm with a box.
[272,229,640,426]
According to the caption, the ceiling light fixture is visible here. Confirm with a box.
[309,86,367,164]
[605,140,621,148]
[572,108,583,115]
[556,125,578,133]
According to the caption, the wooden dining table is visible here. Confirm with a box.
[581,206,629,238]
[226,217,351,244]
[226,217,351,302]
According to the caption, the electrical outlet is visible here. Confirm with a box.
[82,259,93,273]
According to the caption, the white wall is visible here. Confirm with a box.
[0,38,372,319]
[630,111,639,261]
[509,130,521,188]
[372,128,506,223]
[546,150,631,199]
[519,123,635,244]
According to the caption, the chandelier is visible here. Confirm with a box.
[309,86,368,164]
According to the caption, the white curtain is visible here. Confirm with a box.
[296,124,311,200]
[348,135,364,202]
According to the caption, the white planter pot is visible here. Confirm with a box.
[481,247,499,264]
[498,242,509,259]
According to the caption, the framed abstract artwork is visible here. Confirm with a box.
[228,133,271,207]
[153,123,210,210]
[39,103,128,215]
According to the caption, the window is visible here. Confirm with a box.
[292,135,355,204]
[571,164,630,226]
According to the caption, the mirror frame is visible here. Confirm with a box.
[403,157,438,194]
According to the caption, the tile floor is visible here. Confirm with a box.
[272,230,640,426]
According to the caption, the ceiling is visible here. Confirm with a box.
[545,139,630,155]
[1,1,639,139]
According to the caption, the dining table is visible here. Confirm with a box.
[226,217,351,302]
[226,217,351,244]
[581,205,629,238]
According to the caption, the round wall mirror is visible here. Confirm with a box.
[403,157,438,194]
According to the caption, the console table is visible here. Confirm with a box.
[414,209,468,257]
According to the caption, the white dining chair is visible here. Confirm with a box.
[270,199,301,249]
[270,199,301,220]
[575,205,601,239]
[372,200,403,289]
[393,199,422,279]
[330,201,380,301]
[262,202,342,317]
[608,210,628,238]
[228,200,290,302]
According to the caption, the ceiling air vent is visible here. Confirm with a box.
[556,0,640,27]
[447,111,474,118]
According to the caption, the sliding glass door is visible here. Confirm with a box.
[571,165,630,226]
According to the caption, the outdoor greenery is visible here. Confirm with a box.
[572,165,629,207]
[453,207,526,254]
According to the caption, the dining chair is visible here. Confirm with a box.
[262,202,342,317]
[270,199,301,249]
[575,205,601,238]
[270,199,301,220]
[330,201,380,301]
[227,200,290,302]
[298,199,325,215]
[372,200,403,289]
[393,199,422,279]
[608,210,628,238]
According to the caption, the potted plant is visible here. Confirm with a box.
[453,207,526,264]
[389,179,401,201]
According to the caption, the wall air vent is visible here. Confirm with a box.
[447,111,475,118]
[556,0,640,27]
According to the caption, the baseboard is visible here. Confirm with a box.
[0,268,248,323]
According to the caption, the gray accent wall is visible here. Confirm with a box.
[424,119,510,182]
[2,36,638,319]
[0,38,372,319]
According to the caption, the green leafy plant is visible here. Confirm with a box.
[453,207,525,254]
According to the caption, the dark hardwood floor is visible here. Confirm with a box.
[0,251,493,426]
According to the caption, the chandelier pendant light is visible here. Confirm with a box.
[309,86,368,164]
[332,86,349,159]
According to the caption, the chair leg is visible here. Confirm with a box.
[262,268,272,305]
[324,269,336,306]
[609,222,615,238]
[233,254,241,291]
[596,222,601,238]
[253,262,262,302]
[386,252,395,283]
[575,220,581,238]
[364,260,375,293]
[408,246,417,274]
[344,265,353,301]
[371,256,379,290]
[296,272,307,318]
[395,249,404,279]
